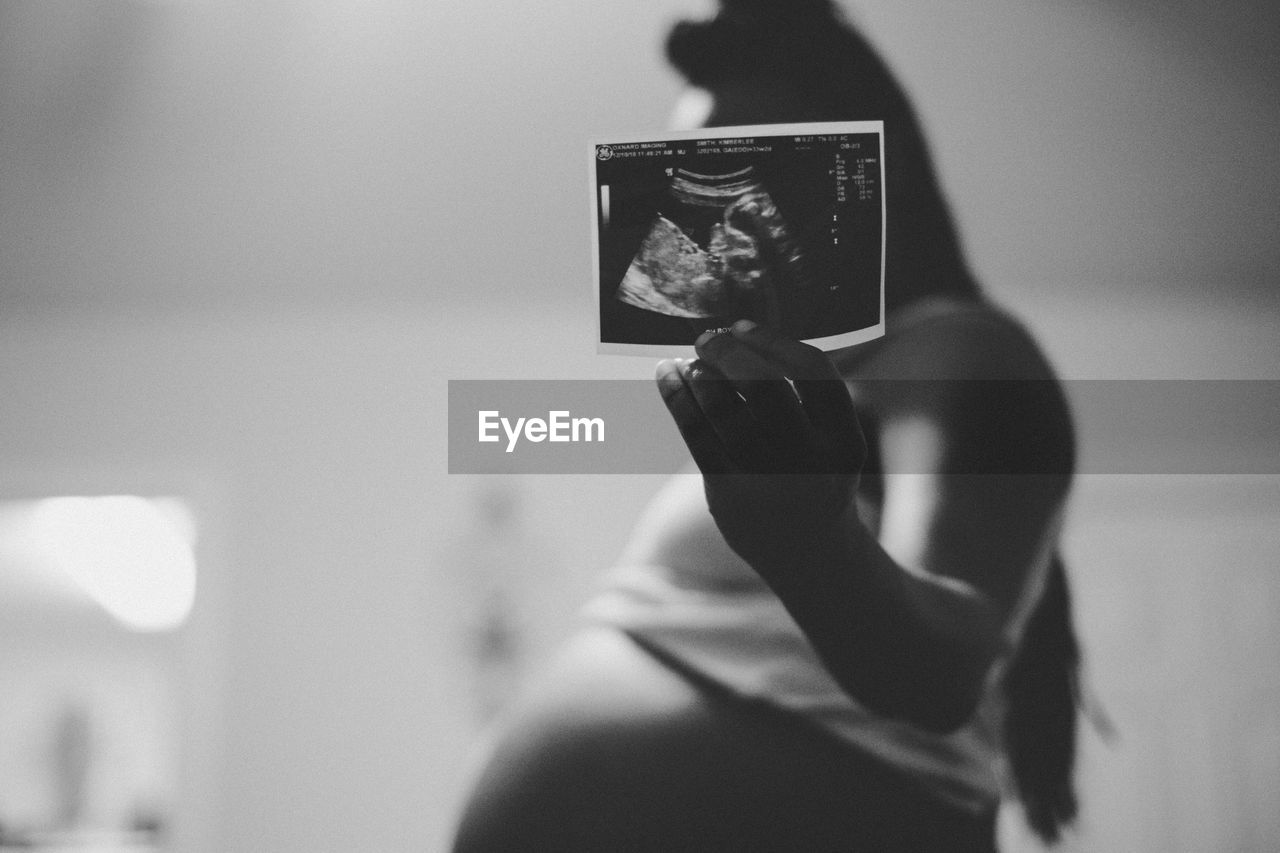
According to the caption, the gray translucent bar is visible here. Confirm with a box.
[447,380,1280,475]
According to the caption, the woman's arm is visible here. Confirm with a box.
[656,319,1072,733]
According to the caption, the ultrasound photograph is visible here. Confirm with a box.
[591,122,885,355]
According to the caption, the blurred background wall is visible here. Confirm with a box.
[0,1,1275,851]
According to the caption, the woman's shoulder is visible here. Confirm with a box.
[838,295,1060,383]
[840,295,1075,476]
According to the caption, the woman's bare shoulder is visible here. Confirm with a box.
[849,297,1075,506]
[851,297,1059,383]
[850,298,1073,468]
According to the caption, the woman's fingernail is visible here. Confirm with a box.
[732,319,758,334]
[654,360,682,395]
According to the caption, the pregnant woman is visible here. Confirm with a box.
[452,1,1082,849]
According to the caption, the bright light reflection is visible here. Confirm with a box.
[29,495,197,632]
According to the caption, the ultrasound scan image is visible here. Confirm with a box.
[614,167,806,328]
[593,125,884,353]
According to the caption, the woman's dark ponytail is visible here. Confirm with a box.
[1001,556,1081,844]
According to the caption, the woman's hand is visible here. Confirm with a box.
[655,320,866,565]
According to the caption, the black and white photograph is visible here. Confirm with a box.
[592,123,884,354]
[1,1,1277,852]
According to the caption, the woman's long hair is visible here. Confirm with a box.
[666,1,1081,843]
[666,0,979,313]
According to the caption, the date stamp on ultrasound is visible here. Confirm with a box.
[590,121,885,356]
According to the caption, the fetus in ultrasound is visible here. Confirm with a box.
[615,167,806,326]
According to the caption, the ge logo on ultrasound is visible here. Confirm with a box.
[596,145,614,161]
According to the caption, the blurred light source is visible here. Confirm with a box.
[29,495,197,632]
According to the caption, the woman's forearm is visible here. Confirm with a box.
[750,517,1007,733]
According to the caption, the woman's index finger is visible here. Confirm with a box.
[655,358,736,475]
[694,326,815,447]
[727,321,863,464]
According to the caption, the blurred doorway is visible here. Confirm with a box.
[0,474,225,853]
